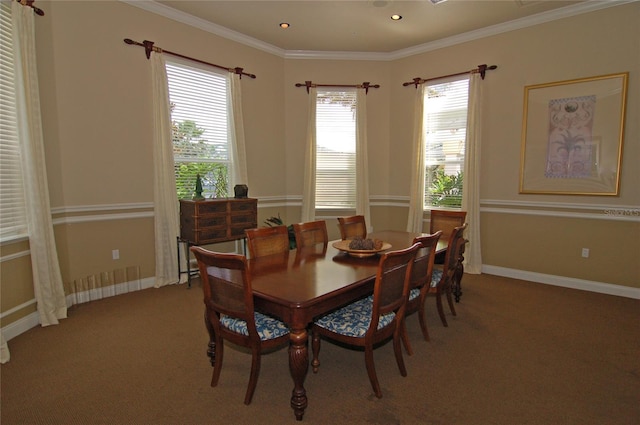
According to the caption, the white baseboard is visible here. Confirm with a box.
[482,265,640,299]
[2,277,157,341]
[2,311,40,341]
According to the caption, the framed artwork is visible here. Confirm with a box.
[519,72,628,195]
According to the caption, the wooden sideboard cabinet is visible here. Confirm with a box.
[178,198,257,286]
[179,198,257,245]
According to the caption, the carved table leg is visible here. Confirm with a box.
[204,309,216,366]
[289,327,309,421]
[453,261,464,303]
[453,241,467,303]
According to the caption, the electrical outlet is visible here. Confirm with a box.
[112,249,120,260]
[581,248,589,258]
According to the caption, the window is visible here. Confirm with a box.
[165,59,230,199]
[423,76,469,209]
[0,2,28,240]
[315,89,357,209]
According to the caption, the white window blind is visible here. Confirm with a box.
[423,76,469,209]
[316,89,357,209]
[0,2,27,240]
[165,59,231,199]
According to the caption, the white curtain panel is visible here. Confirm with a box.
[12,1,67,327]
[227,72,248,186]
[301,87,317,223]
[150,51,181,287]
[462,73,483,274]
[406,85,426,233]
[355,88,372,232]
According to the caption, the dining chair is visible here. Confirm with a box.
[337,215,367,240]
[400,231,442,355]
[430,223,468,327]
[311,242,421,399]
[245,225,290,258]
[190,246,290,405]
[429,210,466,246]
[292,220,328,249]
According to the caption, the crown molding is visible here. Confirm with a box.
[120,0,286,57]
[283,50,391,61]
[387,0,637,60]
[120,0,636,61]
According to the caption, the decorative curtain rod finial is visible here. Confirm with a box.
[18,0,44,16]
[402,77,422,88]
[478,64,498,80]
[233,67,257,79]
[142,40,155,60]
[361,82,381,94]
[294,81,314,93]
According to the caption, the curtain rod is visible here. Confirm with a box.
[16,0,45,16]
[295,80,380,94]
[123,38,256,79]
[403,64,497,88]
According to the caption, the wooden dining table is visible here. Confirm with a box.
[247,230,448,420]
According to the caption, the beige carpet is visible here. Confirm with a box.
[1,273,639,425]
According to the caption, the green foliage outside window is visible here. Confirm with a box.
[427,167,463,208]
[173,117,229,199]
[175,163,228,199]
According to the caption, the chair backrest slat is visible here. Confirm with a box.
[245,226,290,258]
[441,224,468,284]
[446,226,467,271]
[293,220,328,249]
[191,247,255,326]
[410,231,442,291]
[430,210,466,242]
[372,243,421,320]
[337,215,367,240]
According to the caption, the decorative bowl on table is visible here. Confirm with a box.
[332,239,392,258]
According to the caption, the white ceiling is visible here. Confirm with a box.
[123,1,633,58]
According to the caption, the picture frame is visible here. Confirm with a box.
[519,72,628,195]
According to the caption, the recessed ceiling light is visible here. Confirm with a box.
[430,0,448,4]
[279,22,290,29]
[391,14,402,21]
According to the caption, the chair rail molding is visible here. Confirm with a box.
[51,202,155,225]
[480,199,640,222]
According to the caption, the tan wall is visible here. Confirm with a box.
[481,215,640,286]
[2,0,288,328]
[389,4,639,204]
[2,2,638,330]
[0,240,36,327]
[388,3,639,286]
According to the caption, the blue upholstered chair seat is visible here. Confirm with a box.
[408,269,444,301]
[409,288,420,301]
[430,269,443,288]
[314,297,396,338]
[220,312,290,340]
